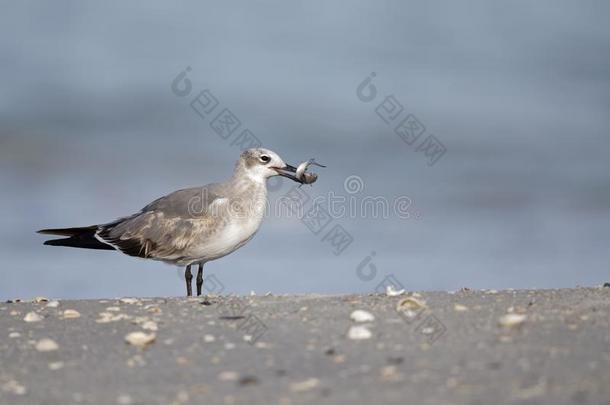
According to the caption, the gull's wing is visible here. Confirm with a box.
[96,184,228,260]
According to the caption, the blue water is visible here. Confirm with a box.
[1,1,609,299]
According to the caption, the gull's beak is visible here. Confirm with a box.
[273,164,302,183]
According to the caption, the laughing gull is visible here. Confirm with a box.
[38,148,316,296]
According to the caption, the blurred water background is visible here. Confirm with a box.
[1,1,609,299]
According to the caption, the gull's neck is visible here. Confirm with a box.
[228,163,267,194]
[225,164,268,219]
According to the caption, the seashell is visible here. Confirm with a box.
[35,338,59,352]
[125,332,156,347]
[350,310,375,322]
[396,296,427,312]
[119,298,139,304]
[46,301,60,308]
[386,285,405,296]
[347,325,373,340]
[141,321,158,331]
[24,312,43,322]
[498,313,527,328]
[62,309,81,319]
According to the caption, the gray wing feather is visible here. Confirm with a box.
[97,184,226,260]
[142,184,224,217]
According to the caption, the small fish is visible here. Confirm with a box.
[295,158,326,185]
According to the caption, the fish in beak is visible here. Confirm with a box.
[274,159,325,184]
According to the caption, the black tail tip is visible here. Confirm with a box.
[43,239,63,246]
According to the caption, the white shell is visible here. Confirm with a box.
[498,313,527,327]
[35,338,59,352]
[46,301,60,308]
[386,285,405,296]
[119,298,139,304]
[347,325,373,340]
[350,310,375,322]
[63,309,81,318]
[23,312,43,322]
[141,321,158,331]
[125,332,156,347]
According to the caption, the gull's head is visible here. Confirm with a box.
[238,148,300,183]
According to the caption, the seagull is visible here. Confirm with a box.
[38,148,313,296]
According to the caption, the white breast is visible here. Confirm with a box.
[191,207,264,262]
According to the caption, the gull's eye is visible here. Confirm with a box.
[260,155,270,163]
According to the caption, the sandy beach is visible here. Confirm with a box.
[1,287,609,404]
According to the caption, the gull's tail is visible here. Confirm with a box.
[38,226,115,251]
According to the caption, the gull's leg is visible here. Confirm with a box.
[185,265,193,297]
[196,263,204,296]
